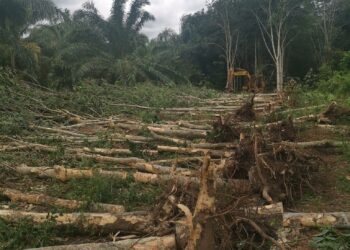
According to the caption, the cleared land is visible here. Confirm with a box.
[0,82,350,249]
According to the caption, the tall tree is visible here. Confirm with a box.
[255,0,301,92]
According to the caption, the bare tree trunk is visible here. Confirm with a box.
[26,236,176,250]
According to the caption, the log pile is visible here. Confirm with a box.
[2,93,350,249]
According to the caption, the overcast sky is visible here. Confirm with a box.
[53,0,208,38]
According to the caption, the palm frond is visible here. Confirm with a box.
[134,11,155,32]
[126,0,153,30]
[19,0,59,25]
[110,0,127,27]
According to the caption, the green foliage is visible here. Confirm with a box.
[0,217,58,250]
[310,228,350,250]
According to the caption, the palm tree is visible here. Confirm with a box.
[73,0,155,58]
[0,0,59,69]
[46,0,157,85]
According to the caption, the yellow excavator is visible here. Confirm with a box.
[226,67,265,92]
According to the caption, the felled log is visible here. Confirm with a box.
[148,127,207,139]
[111,133,152,142]
[244,202,284,215]
[134,162,195,176]
[14,165,251,193]
[30,125,86,137]
[283,212,350,228]
[151,157,203,165]
[157,146,233,158]
[281,140,346,148]
[0,210,155,234]
[0,188,125,213]
[150,132,188,145]
[177,121,212,130]
[75,153,145,165]
[191,142,237,150]
[82,147,132,156]
[27,235,176,250]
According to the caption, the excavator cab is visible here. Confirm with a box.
[226,67,265,93]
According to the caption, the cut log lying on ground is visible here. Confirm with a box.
[0,210,155,234]
[150,132,188,145]
[82,147,132,156]
[111,133,153,142]
[148,127,207,139]
[74,153,145,165]
[281,140,346,148]
[191,142,237,150]
[2,141,145,165]
[0,188,125,213]
[13,165,252,193]
[157,146,233,158]
[30,125,86,137]
[244,202,284,215]
[27,235,176,250]
[151,157,204,165]
[134,162,195,176]
[283,212,350,228]
[177,121,212,130]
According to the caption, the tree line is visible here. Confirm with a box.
[0,0,349,91]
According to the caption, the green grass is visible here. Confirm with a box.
[47,175,162,211]
[310,228,350,250]
[336,144,350,193]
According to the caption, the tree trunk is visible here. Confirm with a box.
[0,188,125,213]
[276,59,284,92]
[283,212,350,228]
[0,210,155,234]
[26,235,176,250]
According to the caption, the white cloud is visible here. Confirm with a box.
[53,0,207,38]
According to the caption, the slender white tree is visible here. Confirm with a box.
[255,0,298,92]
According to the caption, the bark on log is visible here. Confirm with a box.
[185,156,216,250]
[148,127,207,139]
[150,132,188,145]
[30,125,86,137]
[75,153,145,165]
[82,147,132,156]
[13,165,251,193]
[245,202,284,215]
[283,212,350,228]
[157,146,233,158]
[0,188,125,213]
[26,235,176,250]
[0,210,155,234]
[111,133,152,142]
[177,121,212,130]
[281,140,346,148]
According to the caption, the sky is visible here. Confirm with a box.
[53,0,208,38]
